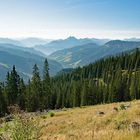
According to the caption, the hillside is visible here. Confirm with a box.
[1,100,140,140]
[0,44,63,81]
[0,48,140,114]
[0,38,23,46]
[34,37,93,55]
[1,49,140,140]
[0,43,45,57]
[0,63,10,81]
[0,37,52,48]
[48,48,140,110]
[39,100,140,140]
[19,37,52,47]
[34,37,108,55]
[49,43,100,68]
[49,40,140,68]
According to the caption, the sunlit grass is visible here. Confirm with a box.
[40,100,140,140]
[1,100,140,139]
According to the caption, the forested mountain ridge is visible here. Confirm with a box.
[1,38,140,72]
[0,44,63,81]
[51,48,140,108]
[104,40,140,49]
[49,40,140,68]
[0,48,140,116]
[49,43,100,68]
[0,43,45,57]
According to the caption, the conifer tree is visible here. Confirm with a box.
[81,81,88,106]
[25,79,32,111]
[42,59,51,109]
[0,83,6,116]
[18,78,26,110]
[5,66,20,105]
[31,64,41,111]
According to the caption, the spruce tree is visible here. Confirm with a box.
[31,64,42,111]
[5,66,20,105]
[18,78,26,110]
[80,81,88,106]
[0,83,6,116]
[42,58,51,109]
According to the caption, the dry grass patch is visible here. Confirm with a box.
[39,100,140,140]
[1,101,140,139]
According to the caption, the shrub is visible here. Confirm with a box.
[119,104,126,110]
[114,119,129,130]
[49,112,55,117]
[1,113,43,140]
[41,115,47,119]
[7,104,21,114]
[80,106,87,108]
[62,107,67,111]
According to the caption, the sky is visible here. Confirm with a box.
[0,0,140,39]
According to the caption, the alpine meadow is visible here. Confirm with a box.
[0,0,140,140]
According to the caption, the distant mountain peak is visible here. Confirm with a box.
[105,40,140,45]
[66,36,77,40]
[105,40,122,44]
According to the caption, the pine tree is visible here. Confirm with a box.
[31,64,42,111]
[130,73,137,100]
[18,78,26,110]
[80,81,88,106]
[0,83,6,116]
[5,66,20,105]
[42,59,51,109]
[25,79,32,111]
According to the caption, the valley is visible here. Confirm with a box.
[0,0,139,139]
[1,37,140,82]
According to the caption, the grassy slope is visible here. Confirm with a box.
[40,100,140,140]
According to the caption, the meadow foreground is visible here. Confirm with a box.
[1,100,140,140]
[40,100,140,140]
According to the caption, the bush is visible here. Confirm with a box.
[62,107,67,111]
[114,119,129,130]
[41,115,47,119]
[7,105,21,114]
[1,113,43,140]
[49,112,55,117]
[80,106,87,108]
[119,104,126,110]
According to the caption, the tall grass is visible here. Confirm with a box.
[0,105,43,140]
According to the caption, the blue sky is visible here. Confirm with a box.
[0,0,140,39]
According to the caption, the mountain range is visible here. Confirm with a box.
[0,37,140,81]
[0,43,62,82]
[19,37,52,47]
[34,37,109,55]
[49,40,140,68]
[0,37,52,48]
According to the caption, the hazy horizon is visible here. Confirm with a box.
[1,36,140,41]
[0,0,140,39]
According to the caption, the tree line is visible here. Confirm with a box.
[0,48,140,116]
[0,59,51,116]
